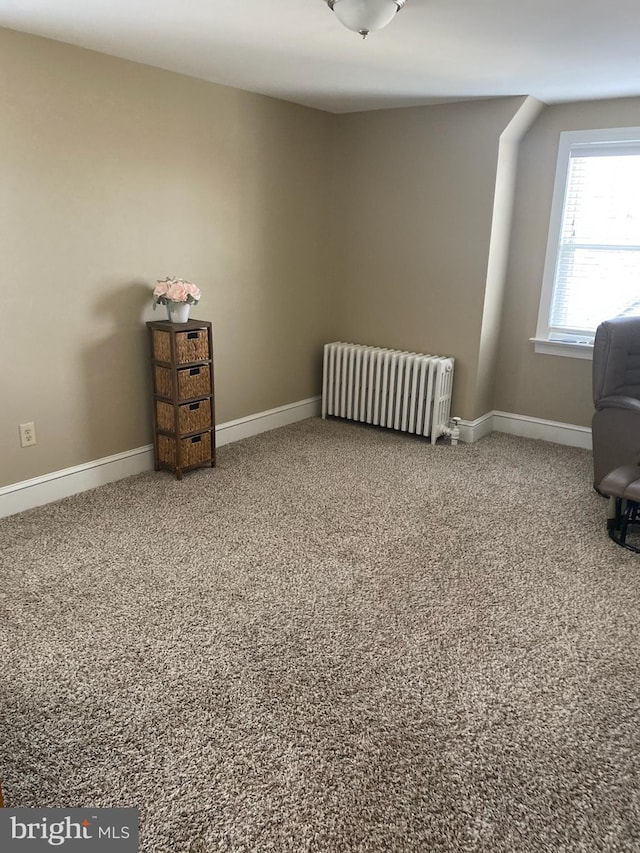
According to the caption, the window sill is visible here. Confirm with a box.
[530,338,594,360]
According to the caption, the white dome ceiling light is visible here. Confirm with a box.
[326,0,407,39]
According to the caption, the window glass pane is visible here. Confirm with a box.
[551,246,640,334]
[550,146,640,339]
[562,154,640,247]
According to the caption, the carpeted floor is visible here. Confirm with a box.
[1,418,639,852]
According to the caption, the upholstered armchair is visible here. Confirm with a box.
[592,316,640,491]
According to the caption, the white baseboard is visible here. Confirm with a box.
[459,410,592,450]
[457,412,495,444]
[216,396,321,447]
[0,445,156,520]
[491,410,592,449]
[0,396,322,519]
[0,400,590,518]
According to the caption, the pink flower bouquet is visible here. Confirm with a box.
[153,277,201,307]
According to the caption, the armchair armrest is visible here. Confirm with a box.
[595,395,640,413]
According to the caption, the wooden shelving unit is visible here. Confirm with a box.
[147,318,216,480]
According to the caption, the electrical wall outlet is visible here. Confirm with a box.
[19,422,36,447]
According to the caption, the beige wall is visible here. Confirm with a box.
[494,96,640,427]
[4,25,640,490]
[0,28,333,487]
[328,97,527,420]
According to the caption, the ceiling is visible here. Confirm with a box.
[1,0,640,113]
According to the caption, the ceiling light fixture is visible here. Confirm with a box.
[326,0,406,39]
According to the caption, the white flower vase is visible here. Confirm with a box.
[167,302,191,323]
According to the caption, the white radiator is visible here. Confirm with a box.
[322,342,455,445]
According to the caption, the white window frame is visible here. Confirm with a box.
[532,125,640,360]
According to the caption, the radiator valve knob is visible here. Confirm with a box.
[449,417,461,446]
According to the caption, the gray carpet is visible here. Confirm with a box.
[1,418,639,852]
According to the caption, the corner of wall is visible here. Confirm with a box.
[472,96,546,419]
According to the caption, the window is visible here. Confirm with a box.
[533,127,640,359]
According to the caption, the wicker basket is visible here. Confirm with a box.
[156,398,212,434]
[154,364,211,400]
[176,330,209,363]
[157,431,212,468]
[152,328,209,364]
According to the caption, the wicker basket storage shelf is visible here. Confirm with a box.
[156,397,212,434]
[147,318,216,480]
[153,363,211,400]
[151,327,210,364]
[157,431,213,469]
